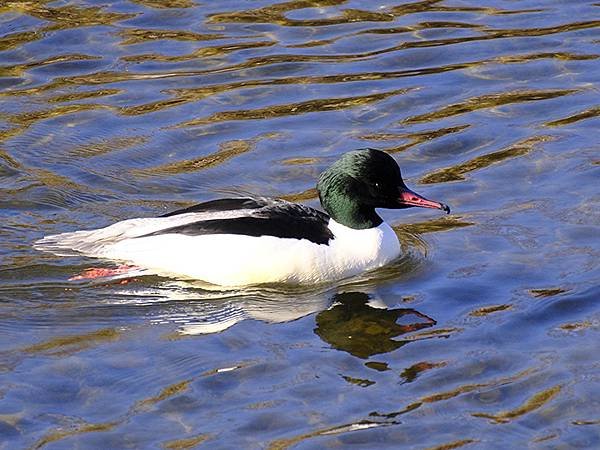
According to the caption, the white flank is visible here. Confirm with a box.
[35,217,401,286]
[33,209,257,256]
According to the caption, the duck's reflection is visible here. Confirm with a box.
[112,280,333,334]
[111,283,436,358]
[315,292,435,359]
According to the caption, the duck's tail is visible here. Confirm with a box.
[34,229,112,256]
[34,214,213,257]
[33,216,167,257]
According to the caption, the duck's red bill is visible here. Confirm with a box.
[398,188,450,213]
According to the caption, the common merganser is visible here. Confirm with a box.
[35,149,449,286]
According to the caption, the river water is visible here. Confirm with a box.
[1,1,599,448]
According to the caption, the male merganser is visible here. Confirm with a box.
[35,149,449,286]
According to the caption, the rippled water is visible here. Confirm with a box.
[1,1,599,448]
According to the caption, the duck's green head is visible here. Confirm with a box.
[317,149,450,229]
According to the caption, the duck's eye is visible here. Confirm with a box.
[374,182,380,189]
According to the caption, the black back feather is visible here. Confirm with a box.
[160,198,266,217]
[150,198,333,245]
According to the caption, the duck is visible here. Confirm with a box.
[35,148,450,287]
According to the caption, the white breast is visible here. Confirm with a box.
[94,219,400,286]
[323,219,401,280]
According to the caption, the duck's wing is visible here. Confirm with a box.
[144,198,334,245]
[160,197,269,217]
[35,198,333,256]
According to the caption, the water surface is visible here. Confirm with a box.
[1,0,599,448]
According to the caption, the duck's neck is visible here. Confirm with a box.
[320,194,383,230]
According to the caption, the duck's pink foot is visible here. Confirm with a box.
[69,265,140,281]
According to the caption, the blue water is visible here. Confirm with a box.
[1,1,599,448]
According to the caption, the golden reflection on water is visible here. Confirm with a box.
[131,0,195,9]
[132,132,279,177]
[545,105,600,127]
[122,41,278,63]
[46,89,122,104]
[1,51,592,131]
[65,135,148,159]
[206,0,550,27]
[394,215,474,235]
[420,135,555,184]
[359,124,469,153]
[21,328,121,355]
[472,385,562,424]
[0,55,100,78]
[30,420,119,450]
[1,0,599,448]
[469,303,512,317]
[10,3,136,28]
[267,364,543,448]
[118,29,225,45]
[162,433,212,450]
[176,88,410,127]
[404,90,578,125]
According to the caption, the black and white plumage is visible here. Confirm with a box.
[35,149,450,287]
[150,198,334,245]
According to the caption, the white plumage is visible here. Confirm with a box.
[35,216,400,286]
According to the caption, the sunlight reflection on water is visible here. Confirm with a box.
[0,0,599,448]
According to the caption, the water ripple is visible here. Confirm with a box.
[1,0,599,448]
